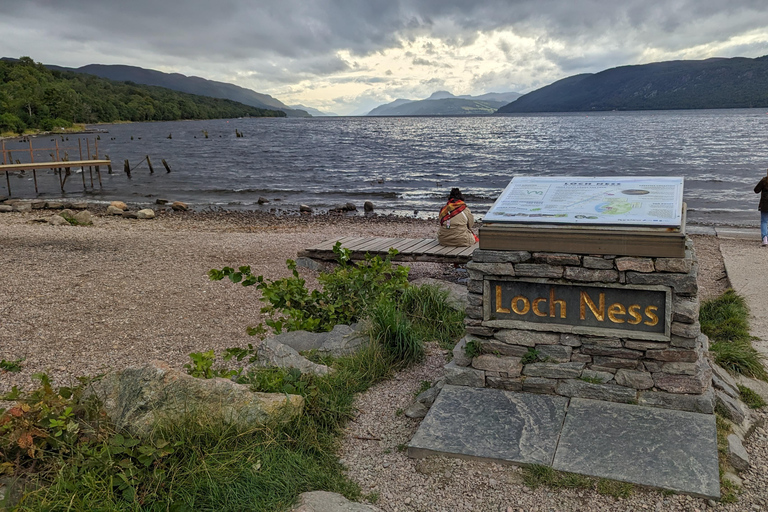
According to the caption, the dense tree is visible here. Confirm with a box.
[0,57,284,132]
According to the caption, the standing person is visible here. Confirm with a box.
[755,170,768,247]
[438,188,478,247]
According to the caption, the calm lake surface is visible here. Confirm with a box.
[7,109,768,226]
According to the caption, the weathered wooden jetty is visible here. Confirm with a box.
[0,137,111,196]
[298,236,478,264]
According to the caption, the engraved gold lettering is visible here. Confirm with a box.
[627,304,642,325]
[533,297,547,317]
[495,285,510,314]
[580,291,605,321]
[511,295,530,315]
[549,288,566,318]
[644,305,659,326]
[607,303,626,323]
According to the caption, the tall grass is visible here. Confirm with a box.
[701,289,768,381]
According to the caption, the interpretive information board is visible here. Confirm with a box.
[484,177,684,227]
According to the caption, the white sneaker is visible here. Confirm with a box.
[763,236,767,246]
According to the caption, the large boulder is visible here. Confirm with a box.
[271,323,368,357]
[73,210,93,225]
[247,339,331,376]
[136,208,155,219]
[85,360,303,436]
[106,205,124,215]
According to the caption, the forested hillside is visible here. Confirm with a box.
[0,57,284,134]
[498,56,768,113]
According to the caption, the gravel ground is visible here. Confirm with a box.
[1,209,764,510]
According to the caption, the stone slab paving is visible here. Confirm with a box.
[552,398,720,499]
[408,385,568,465]
[409,390,720,498]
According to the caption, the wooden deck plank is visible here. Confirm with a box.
[375,238,410,253]
[414,240,443,255]
[310,236,356,251]
[339,237,376,251]
[0,160,112,171]
[349,237,389,253]
[366,238,401,253]
[405,239,439,254]
[456,244,479,257]
[395,238,431,253]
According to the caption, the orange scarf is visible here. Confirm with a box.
[439,199,467,226]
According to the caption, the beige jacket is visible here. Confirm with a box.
[437,208,476,247]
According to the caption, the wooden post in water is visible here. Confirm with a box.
[106,154,113,174]
[2,140,10,196]
[162,159,171,173]
[56,139,62,176]
[146,155,154,174]
[124,160,131,178]
[86,139,93,187]
[28,139,39,194]
[94,139,102,187]
[78,139,86,189]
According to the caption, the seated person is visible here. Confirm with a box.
[438,188,478,247]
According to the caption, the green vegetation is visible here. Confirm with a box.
[521,348,540,365]
[522,465,633,498]
[3,244,465,510]
[0,357,24,372]
[464,338,482,359]
[715,414,740,503]
[0,57,284,135]
[579,376,603,384]
[738,385,767,409]
[700,289,768,381]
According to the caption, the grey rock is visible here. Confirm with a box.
[444,361,485,387]
[661,362,701,375]
[645,348,698,362]
[727,434,750,471]
[257,197,269,204]
[70,202,88,209]
[591,356,639,370]
[136,208,155,219]
[532,252,581,265]
[580,369,614,383]
[522,376,557,394]
[563,267,618,282]
[485,376,523,391]
[734,374,768,403]
[122,211,138,219]
[670,334,698,349]
[291,491,382,512]
[582,256,615,269]
[655,257,693,274]
[73,210,92,225]
[672,296,699,324]
[614,369,654,390]
[471,249,531,264]
[671,321,701,338]
[523,362,584,379]
[155,198,169,205]
[465,261,515,276]
[299,204,312,213]
[716,390,748,424]
[467,292,483,306]
[404,401,430,419]
[615,257,655,272]
[722,471,743,488]
[452,337,472,367]
[465,305,483,319]
[626,272,698,296]
[12,202,31,212]
[48,215,69,226]
[494,329,559,347]
[467,279,483,294]
[31,200,45,209]
[106,205,124,215]
[535,344,572,363]
[514,263,563,278]
[581,345,643,359]
[270,324,367,357]
[710,362,740,398]
[250,339,331,376]
[465,325,495,337]
[560,333,582,347]
[44,201,63,209]
[623,340,669,351]
[653,364,711,394]
[638,388,715,414]
[472,354,522,376]
[570,352,592,363]
[479,340,529,357]
[295,257,323,271]
[0,205,12,212]
[343,202,356,211]
[416,386,441,407]
[364,201,374,212]
[60,208,75,219]
[86,360,303,437]
[556,379,638,403]
[581,336,622,347]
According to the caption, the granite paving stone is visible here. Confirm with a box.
[552,398,720,499]
[408,385,567,466]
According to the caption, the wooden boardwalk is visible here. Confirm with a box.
[298,236,478,263]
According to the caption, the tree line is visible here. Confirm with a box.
[0,57,285,134]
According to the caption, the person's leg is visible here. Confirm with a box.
[762,211,768,243]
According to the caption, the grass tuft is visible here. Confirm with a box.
[738,385,767,409]
[701,289,767,381]
[522,465,633,498]
[0,358,24,372]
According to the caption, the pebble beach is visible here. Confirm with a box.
[1,205,766,512]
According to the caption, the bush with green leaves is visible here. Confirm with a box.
[209,243,409,334]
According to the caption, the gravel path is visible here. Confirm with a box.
[1,210,764,510]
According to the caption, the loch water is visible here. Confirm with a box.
[7,108,768,226]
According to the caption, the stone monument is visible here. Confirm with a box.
[449,176,713,414]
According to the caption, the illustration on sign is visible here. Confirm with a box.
[484,176,684,227]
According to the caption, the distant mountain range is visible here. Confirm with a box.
[498,56,768,113]
[42,63,330,117]
[288,104,339,117]
[367,91,522,116]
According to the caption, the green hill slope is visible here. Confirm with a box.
[0,57,284,134]
[498,56,768,113]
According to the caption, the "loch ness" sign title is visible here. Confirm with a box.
[484,280,670,340]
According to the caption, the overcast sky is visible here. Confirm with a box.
[2,1,768,115]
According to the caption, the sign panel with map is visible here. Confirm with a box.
[483,177,684,227]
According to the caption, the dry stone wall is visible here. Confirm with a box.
[451,237,714,414]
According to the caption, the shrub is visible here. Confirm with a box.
[0,113,25,135]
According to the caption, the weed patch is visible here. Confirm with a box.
[522,465,633,498]
[738,385,767,409]
[0,358,24,372]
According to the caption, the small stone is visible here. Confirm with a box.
[299,204,312,213]
[404,401,429,418]
[615,257,655,272]
[727,434,750,471]
[580,369,613,383]
[523,362,584,379]
[486,376,523,391]
[472,354,522,376]
[560,333,582,347]
[514,263,564,278]
[638,388,715,414]
[110,201,128,210]
[48,215,69,226]
[479,340,529,357]
[136,209,155,219]
[582,256,615,269]
[155,198,169,205]
[344,202,356,211]
[471,250,531,264]
[563,267,618,282]
[444,361,485,387]
[0,205,12,213]
[452,337,472,367]
[257,197,269,204]
[672,296,699,324]
[44,201,63,209]
[122,211,138,219]
[580,345,643,359]
[716,390,748,424]
[171,201,189,211]
[535,344,572,363]
[645,348,698,362]
[494,329,559,347]
[106,205,124,215]
[671,321,701,339]
[465,261,515,276]
[591,357,639,370]
[12,202,32,212]
[614,369,654,390]
[655,257,692,274]
[364,201,374,212]
[73,210,92,225]
[653,366,711,394]
[531,253,581,266]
